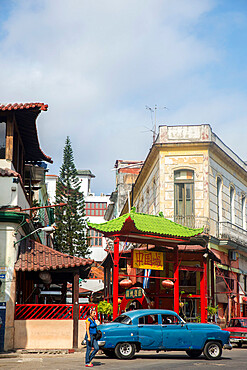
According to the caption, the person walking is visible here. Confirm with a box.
[85,308,99,367]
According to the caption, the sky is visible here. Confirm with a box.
[0,0,247,195]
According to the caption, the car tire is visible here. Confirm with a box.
[237,342,242,348]
[203,341,222,360]
[114,342,136,359]
[102,349,116,358]
[186,349,202,358]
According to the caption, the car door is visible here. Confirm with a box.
[137,314,162,349]
[161,314,191,349]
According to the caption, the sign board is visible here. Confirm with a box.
[125,288,143,299]
[0,267,7,273]
[132,250,163,270]
[0,274,5,280]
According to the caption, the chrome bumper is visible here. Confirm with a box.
[98,340,106,347]
[223,343,232,350]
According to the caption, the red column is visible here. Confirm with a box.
[204,258,208,322]
[174,246,179,314]
[200,258,207,323]
[113,237,120,320]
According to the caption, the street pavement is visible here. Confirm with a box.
[0,347,247,370]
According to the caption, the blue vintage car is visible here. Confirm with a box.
[97,309,231,360]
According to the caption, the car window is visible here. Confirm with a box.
[229,319,247,328]
[161,314,180,325]
[240,319,247,328]
[138,314,159,325]
[114,315,132,325]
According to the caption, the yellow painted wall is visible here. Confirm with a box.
[14,320,87,349]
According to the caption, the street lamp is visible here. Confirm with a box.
[14,226,56,247]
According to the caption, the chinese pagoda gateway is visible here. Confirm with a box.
[88,209,219,322]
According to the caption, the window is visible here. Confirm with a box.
[230,186,235,224]
[174,170,194,227]
[242,196,246,229]
[161,314,180,325]
[89,229,103,247]
[153,179,157,214]
[138,314,159,325]
[85,202,107,216]
[113,315,132,325]
[0,120,6,159]
[179,270,196,293]
[216,177,222,223]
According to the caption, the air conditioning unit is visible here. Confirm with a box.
[229,251,237,261]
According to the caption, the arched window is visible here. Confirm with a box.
[230,186,235,224]
[174,170,194,227]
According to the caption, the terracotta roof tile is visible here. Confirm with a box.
[89,266,104,280]
[15,240,93,272]
[0,102,48,111]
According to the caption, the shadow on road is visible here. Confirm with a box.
[96,352,233,362]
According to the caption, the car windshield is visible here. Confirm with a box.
[114,315,132,325]
[229,319,247,328]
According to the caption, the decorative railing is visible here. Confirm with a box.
[218,222,247,245]
[79,304,97,319]
[15,303,97,320]
[174,216,210,232]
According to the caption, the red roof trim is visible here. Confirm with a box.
[0,103,48,111]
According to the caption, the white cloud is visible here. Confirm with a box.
[0,0,246,193]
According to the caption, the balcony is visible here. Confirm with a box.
[219,222,247,246]
[174,215,210,233]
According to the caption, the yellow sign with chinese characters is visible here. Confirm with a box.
[132,250,163,270]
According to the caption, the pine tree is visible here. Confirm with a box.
[54,137,90,257]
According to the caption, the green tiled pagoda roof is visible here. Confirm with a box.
[88,211,204,238]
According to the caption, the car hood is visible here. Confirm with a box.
[223,327,247,333]
[186,323,221,330]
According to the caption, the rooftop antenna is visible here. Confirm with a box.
[145,105,168,144]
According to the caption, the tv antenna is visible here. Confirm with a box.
[145,105,168,144]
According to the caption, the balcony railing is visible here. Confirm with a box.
[218,222,247,245]
[15,303,97,320]
[174,216,210,232]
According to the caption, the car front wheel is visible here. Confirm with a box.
[115,342,136,359]
[186,349,202,358]
[203,341,222,360]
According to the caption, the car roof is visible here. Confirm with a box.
[121,309,178,319]
[230,317,247,319]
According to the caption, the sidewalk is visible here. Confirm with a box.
[0,347,86,358]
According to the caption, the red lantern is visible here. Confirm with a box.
[119,279,133,289]
[161,279,174,289]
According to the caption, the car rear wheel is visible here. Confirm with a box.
[102,349,116,358]
[203,341,222,360]
[186,349,202,358]
[237,342,242,348]
[115,342,136,359]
